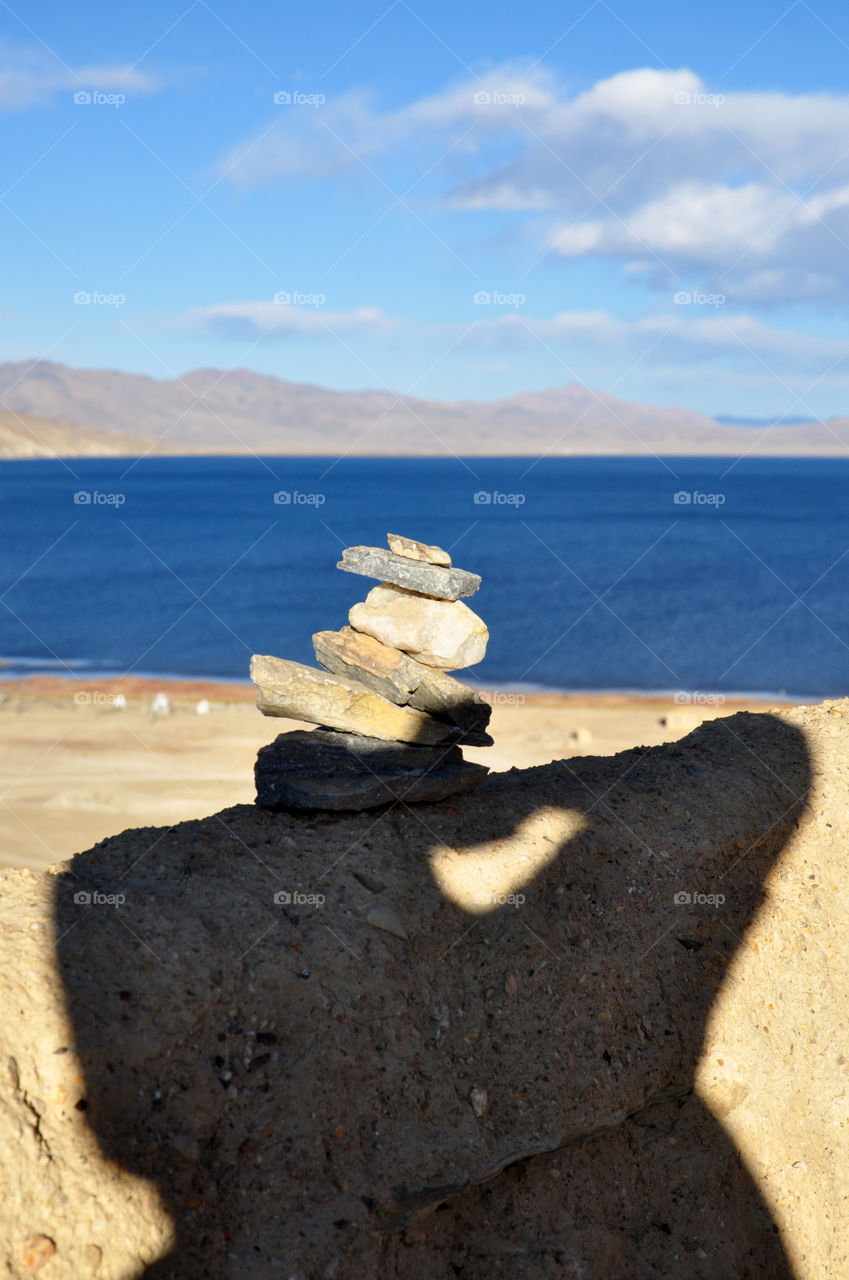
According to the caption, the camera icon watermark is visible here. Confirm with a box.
[673,90,725,107]
[273,290,325,308]
[73,889,126,906]
[473,889,526,908]
[479,690,527,706]
[473,289,525,307]
[674,889,726,906]
[74,490,125,506]
[73,89,125,108]
[273,90,325,108]
[674,289,725,307]
[273,889,325,906]
[673,691,726,706]
[273,490,325,506]
[73,290,126,307]
[673,490,725,506]
[474,490,525,506]
[473,89,526,107]
[73,690,122,707]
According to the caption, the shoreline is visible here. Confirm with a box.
[0,671,815,710]
[4,449,849,460]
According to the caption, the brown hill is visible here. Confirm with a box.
[0,408,157,460]
[0,359,847,456]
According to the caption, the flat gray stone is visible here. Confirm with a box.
[337,546,481,600]
[255,729,489,811]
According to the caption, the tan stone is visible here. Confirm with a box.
[249,654,458,745]
[348,584,488,670]
[314,628,493,744]
[387,532,451,566]
[313,627,419,703]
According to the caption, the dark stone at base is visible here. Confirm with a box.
[255,728,489,811]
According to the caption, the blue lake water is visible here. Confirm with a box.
[0,455,847,698]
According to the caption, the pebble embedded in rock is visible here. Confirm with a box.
[366,905,408,940]
[21,1235,56,1272]
[469,1086,488,1118]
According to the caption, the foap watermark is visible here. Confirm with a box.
[274,890,325,906]
[674,290,725,307]
[73,290,126,307]
[74,690,122,707]
[474,490,525,506]
[273,90,325,108]
[273,290,325,308]
[473,290,525,307]
[473,90,526,107]
[674,691,726,706]
[273,490,325,506]
[674,890,726,907]
[74,490,125,506]
[474,889,526,908]
[73,889,126,906]
[673,490,725,506]
[479,690,527,706]
[673,90,725,107]
[73,89,126,108]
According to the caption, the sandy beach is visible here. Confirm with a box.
[0,675,801,872]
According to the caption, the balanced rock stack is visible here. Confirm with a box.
[250,533,492,810]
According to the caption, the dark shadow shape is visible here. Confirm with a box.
[51,711,810,1277]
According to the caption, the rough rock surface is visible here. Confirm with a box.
[349,584,489,670]
[337,547,479,600]
[255,729,489,809]
[387,533,451,566]
[313,627,492,737]
[1,702,848,1278]
[249,654,460,746]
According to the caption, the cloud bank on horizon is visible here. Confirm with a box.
[2,1,849,420]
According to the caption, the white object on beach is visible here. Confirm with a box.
[113,694,127,711]
[151,692,172,718]
[197,699,211,715]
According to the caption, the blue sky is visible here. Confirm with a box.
[3,0,849,417]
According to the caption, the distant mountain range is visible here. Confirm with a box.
[0,360,847,458]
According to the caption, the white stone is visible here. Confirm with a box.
[348,584,488,670]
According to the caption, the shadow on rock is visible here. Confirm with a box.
[51,710,811,1277]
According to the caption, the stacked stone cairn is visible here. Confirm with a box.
[250,533,492,810]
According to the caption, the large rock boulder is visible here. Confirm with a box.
[1,702,847,1278]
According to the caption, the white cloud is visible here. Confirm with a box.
[180,300,400,341]
[171,297,849,384]
[0,45,159,109]
[466,309,849,375]
[219,63,849,304]
[547,180,849,301]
